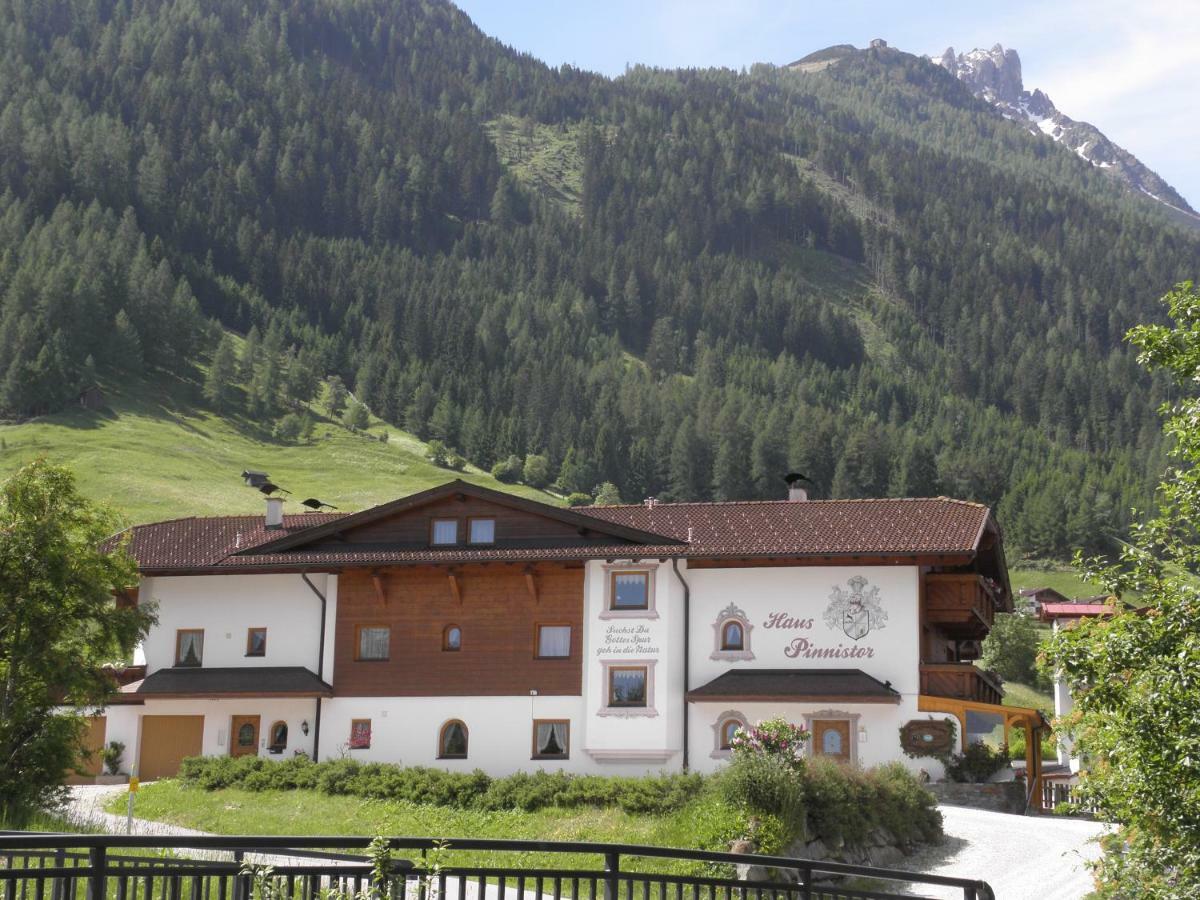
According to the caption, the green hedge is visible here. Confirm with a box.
[176,756,702,814]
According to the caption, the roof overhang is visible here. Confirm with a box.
[128,666,333,699]
[686,668,901,704]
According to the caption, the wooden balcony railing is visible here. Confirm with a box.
[920,663,1004,705]
[923,573,997,638]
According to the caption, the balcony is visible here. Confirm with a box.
[920,663,1004,705]
[923,573,997,638]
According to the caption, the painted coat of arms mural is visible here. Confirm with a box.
[823,575,888,641]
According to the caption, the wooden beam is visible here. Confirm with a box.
[371,572,387,606]
[448,570,462,605]
[524,567,538,605]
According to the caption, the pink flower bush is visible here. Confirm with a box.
[729,716,810,771]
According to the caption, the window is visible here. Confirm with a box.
[719,718,743,750]
[438,720,468,758]
[468,518,495,544]
[608,666,648,707]
[431,519,458,545]
[710,711,749,758]
[356,625,390,661]
[269,721,288,752]
[443,624,462,651]
[175,629,204,667]
[710,604,754,661]
[349,719,371,749]
[246,627,267,657]
[536,625,571,658]
[610,571,649,610]
[721,621,744,651]
[532,720,570,759]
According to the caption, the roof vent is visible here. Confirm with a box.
[265,496,285,529]
[784,472,811,502]
[643,497,658,509]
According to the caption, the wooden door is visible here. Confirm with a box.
[812,719,852,763]
[230,715,260,758]
[66,716,107,784]
[138,715,204,780]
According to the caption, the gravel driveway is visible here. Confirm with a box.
[903,805,1109,899]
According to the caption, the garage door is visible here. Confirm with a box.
[138,715,204,781]
[66,716,107,784]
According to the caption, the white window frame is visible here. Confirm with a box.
[709,710,750,759]
[600,564,659,620]
[597,659,659,718]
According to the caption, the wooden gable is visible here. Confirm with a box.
[242,480,680,556]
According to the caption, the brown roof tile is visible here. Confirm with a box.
[686,668,901,703]
[113,486,994,573]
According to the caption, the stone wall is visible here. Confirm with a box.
[926,781,1027,814]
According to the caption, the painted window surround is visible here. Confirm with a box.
[600,564,659,620]
[597,658,659,718]
[709,709,749,759]
[710,602,755,661]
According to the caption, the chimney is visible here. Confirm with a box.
[784,472,809,502]
[265,496,284,529]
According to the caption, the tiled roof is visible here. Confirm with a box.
[1038,601,1116,620]
[579,497,991,557]
[128,666,332,697]
[114,489,993,573]
[686,668,901,703]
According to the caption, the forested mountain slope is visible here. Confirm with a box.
[1,0,1197,558]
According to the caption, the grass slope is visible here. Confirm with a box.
[1008,565,1109,601]
[112,782,737,875]
[0,367,554,525]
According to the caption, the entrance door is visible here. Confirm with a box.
[230,715,261,758]
[139,715,204,780]
[812,719,852,763]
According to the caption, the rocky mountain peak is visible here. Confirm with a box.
[932,44,1196,221]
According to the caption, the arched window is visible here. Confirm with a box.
[710,604,754,661]
[269,721,288,751]
[438,720,468,758]
[721,620,744,651]
[443,625,462,651]
[719,718,743,750]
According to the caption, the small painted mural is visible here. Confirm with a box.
[824,575,888,641]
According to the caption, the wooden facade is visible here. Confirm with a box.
[333,563,584,696]
[919,662,1004,705]
[922,573,997,637]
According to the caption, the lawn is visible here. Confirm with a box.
[1008,565,1108,600]
[109,782,741,876]
[0,364,555,526]
[1002,681,1054,716]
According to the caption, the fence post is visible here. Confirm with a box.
[798,864,812,900]
[87,845,107,900]
[232,850,245,900]
[603,852,620,900]
[963,885,976,900]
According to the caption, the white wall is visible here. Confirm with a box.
[139,574,330,674]
[687,698,945,778]
[579,560,686,768]
[102,698,320,777]
[688,565,921,696]
[320,696,593,776]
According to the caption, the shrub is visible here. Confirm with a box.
[522,454,551,488]
[943,741,1010,784]
[565,492,592,507]
[101,741,124,776]
[491,455,522,483]
[729,717,810,772]
[425,440,449,467]
[719,753,807,831]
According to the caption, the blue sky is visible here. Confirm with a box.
[455,0,1198,208]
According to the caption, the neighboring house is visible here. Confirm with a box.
[1017,586,1070,617]
[94,479,1047,789]
[1038,598,1118,771]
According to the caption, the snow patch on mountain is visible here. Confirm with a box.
[931,44,1197,219]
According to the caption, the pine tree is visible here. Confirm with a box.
[204,336,240,410]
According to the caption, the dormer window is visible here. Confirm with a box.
[468,518,495,544]
[431,519,458,545]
